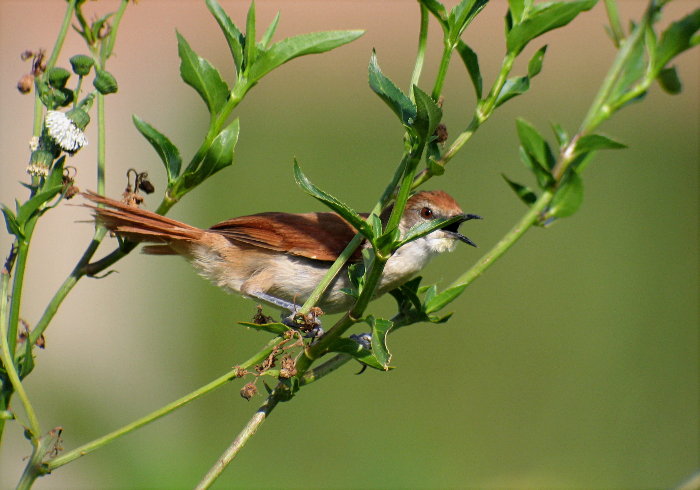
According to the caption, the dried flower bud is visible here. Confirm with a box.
[17,74,34,94]
[137,177,155,194]
[69,54,94,76]
[240,383,257,400]
[434,123,448,144]
[47,67,71,89]
[20,50,34,61]
[279,355,297,379]
[93,69,118,95]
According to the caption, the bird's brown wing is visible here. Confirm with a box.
[209,212,365,262]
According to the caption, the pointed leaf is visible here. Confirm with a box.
[502,174,538,206]
[506,0,596,55]
[261,12,281,48]
[2,205,23,239]
[394,214,469,249]
[17,185,63,224]
[549,171,583,218]
[656,66,682,94]
[507,0,531,25]
[574,133,626,154]
[425,284,467,314]
[653,9,700,73]
[238,321,291,335]
[366,315,393,369]
[516,118,555,170]
[527,45,547,78]
[327,338,389,371]
[205,0,244,73]
[449,0,489,41]
[177,32,230,115]
[413,85,443,142]
[495,75,529,107]
[293,161,373,240]
[519,147,552,189]
[244,1,258,69]
[551,122,569,149]
[133,115,182,182]
[456,41,482,99]
[19,338,34,379]
[248,30,364,82]
[419,0,449,29]
[368,51,417,126]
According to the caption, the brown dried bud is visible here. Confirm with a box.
[138,178,155,194]
[240,382,257,400]
[434,123,448,144]
[17,74,34,94]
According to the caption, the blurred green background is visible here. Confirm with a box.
[0,1,697,488]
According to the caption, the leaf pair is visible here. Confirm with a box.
[504,119,625,220]
[328,316,393,371]
[369,52,443,144]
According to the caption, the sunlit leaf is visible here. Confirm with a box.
[424,283,467,314]
[456,40,482,99]
[549,171,583,218]
[205,0,244,73]
[177,32,230,115]
[132,115,182,182]
[413,85,443,142]
[368,51,417,126]
[502,174,538,206]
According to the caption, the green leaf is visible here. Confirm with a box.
[412,85,443,142]
[656,66,682,94]
[507,0,531,25]
[516,118,555,170]
[456,40,482,99]
[2,205,23,239]
[293,161,373,240]
[549,171,583,219]
[653,9,700,74]
[17,185,63,224]
[427,156,446,176]
[205,0,244,73]
[366,315,393,369]
[19,337,34,379]
[177,119,239,195]
[519,147,552,190]
[176,31,230,115]
[425,284,467,314]
[495,75,529,107]
[419,0,449,29]
[449,0,489,41]
[368,51,417,127]
[248,30,364,82]
[238,321,290,335]
[502,174,538,206]
[375,226,400,251]
[574,133,626,154]
[527,45,547,78]
[244,1,258,70]
[551,122,569,149]
[132,115,182,182]
[506,0,596,55]
[327,338,389,371]
[394,214,469,250]
[260,12,281,48]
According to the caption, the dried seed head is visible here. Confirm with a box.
[17,74,34,94]
[279,355,297,379]
[240,383,257,401]
[435,123,448,144]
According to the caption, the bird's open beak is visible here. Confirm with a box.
[442,213,482,247]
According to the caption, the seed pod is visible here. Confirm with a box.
[47,67,71,88]
[240,383,257,401]
[93,69,118,95]
[69,54,94,76]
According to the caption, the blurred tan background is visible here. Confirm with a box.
[1,0,698,488]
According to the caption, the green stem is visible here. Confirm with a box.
[444,189,554,294]
[97,93,106,195]
[194,393,280,490]
[7,217,39,356]
[44,0,77,71]
[0,254,41,442]
[409,6,429,98]
[432,42,453,100]
[47,337,280,470]
[100,0,129,63]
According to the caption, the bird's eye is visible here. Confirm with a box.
[419,207,433,219]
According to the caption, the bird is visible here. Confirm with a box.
[83,190,480,317]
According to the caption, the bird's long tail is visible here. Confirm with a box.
[82,191,203,255]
